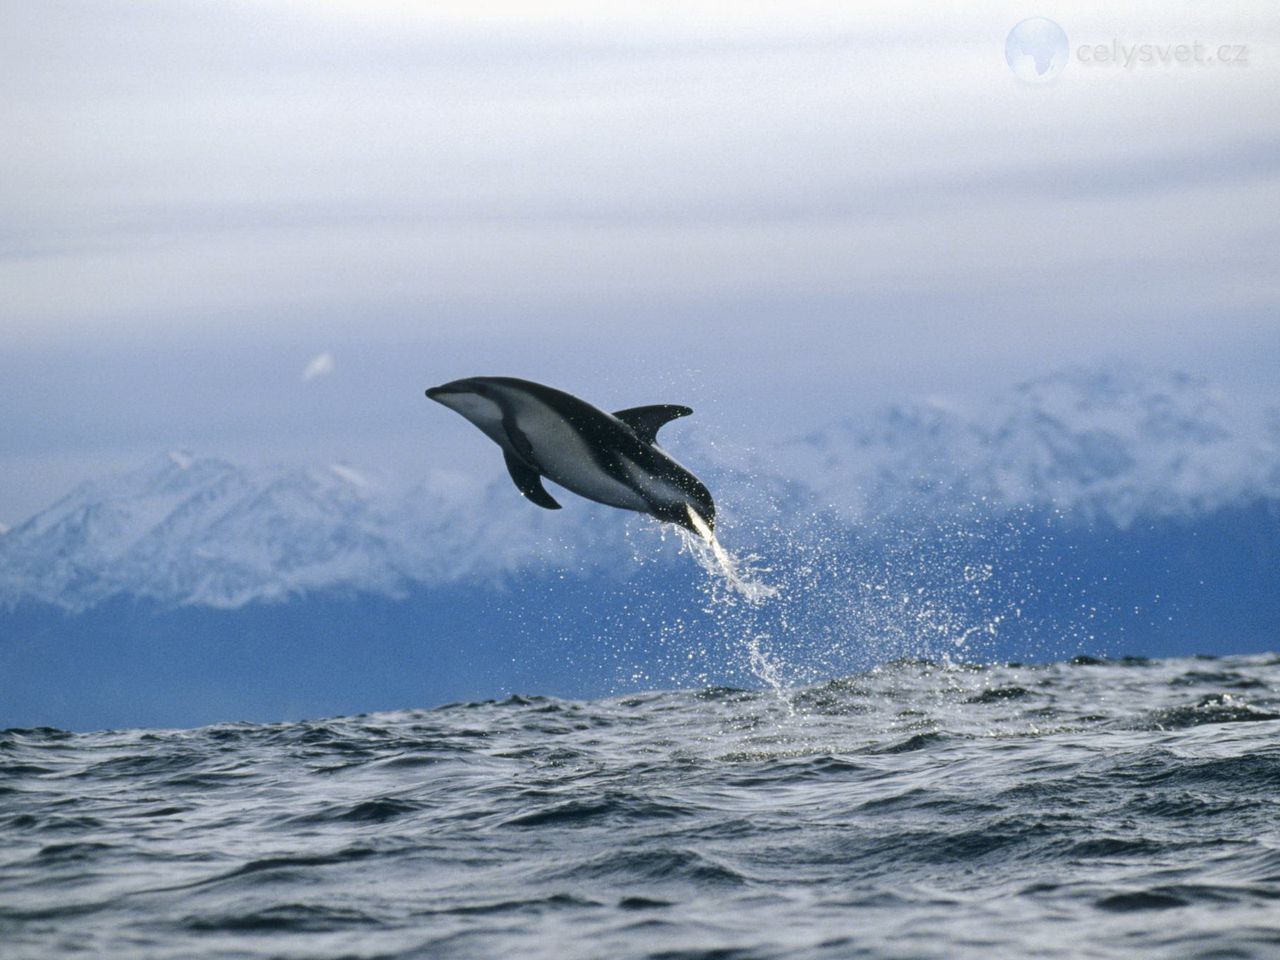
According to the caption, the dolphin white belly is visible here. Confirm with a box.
[512,402,650,511]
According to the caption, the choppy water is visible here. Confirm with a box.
[4,654,1280,959]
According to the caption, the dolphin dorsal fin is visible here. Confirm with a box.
[613,404,693,445]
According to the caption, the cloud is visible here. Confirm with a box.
[1,0,1277,523]
[3,1,1277,350]
[302,352,335,382]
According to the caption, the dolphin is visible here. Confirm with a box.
[425,376,716,537]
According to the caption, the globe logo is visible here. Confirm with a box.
[1005,17,1069,83]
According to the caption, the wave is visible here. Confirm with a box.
[3,654,1280,959]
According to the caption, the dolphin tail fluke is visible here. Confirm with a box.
[613,404,693,445]
[502,451,561,510]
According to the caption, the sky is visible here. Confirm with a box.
[2,0,1278,523]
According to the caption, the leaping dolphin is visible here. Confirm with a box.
[425,376,716,537]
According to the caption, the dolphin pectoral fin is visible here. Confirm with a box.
[613,404,693,445]
[502,451,561,510]
[500,412,539,465]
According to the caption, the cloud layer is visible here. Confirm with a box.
[1,1,1277,520]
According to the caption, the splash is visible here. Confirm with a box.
[743,633,799,718]
[679,506,778,605]
[586,495,1060,724]
[659,501,1045,714]
[677,506,791,703]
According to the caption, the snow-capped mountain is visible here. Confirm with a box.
[0,451,672,611]
[1,367,1277,612]
[0,454,395,609]
[770,367,1280,526]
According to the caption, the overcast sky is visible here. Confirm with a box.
[2,1,1278,522]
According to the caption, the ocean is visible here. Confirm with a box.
[4,654,1280,959]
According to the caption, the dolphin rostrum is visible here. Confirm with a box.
[425,376,716,537]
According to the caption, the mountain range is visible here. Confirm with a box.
[3,366,1277,730]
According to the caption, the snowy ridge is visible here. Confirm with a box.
[1,367,1277,611]
[771,367,1280,526]
[0,452,653,611]
[0,455,394,610]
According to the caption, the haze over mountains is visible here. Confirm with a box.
[3,366,1278,730]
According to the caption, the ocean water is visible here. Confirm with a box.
[4,654,1280,959]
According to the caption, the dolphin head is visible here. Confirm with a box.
[425,378,508,445]
[425,377,487,404]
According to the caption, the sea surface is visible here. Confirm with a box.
[4,654,1280,959]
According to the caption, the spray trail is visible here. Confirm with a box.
[676,505,792,699]
[681,505,778,605]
